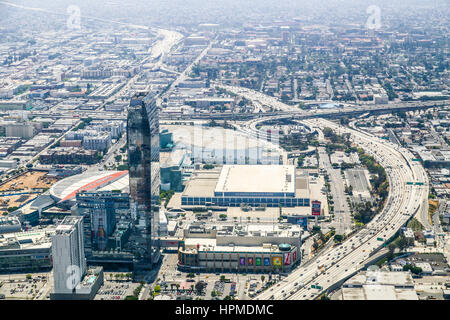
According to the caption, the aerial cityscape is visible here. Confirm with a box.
[0,0,449,304]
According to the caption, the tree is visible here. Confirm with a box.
[261,275,265,282]
[312,241,319,251]
[312,226,321,234]
[26,274,32,280]
[297,155,305,167]
[334,234,343,243]
[386,244,396,261]
[154,285,161,293]
[395,235,409,251]
[403,264,422,275]
[320,293,330,300]
[195,281,206,294]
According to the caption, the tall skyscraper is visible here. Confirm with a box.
[127,92,160,266]
[52,216,86,294]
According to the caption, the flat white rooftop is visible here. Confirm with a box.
[215,165,296,196]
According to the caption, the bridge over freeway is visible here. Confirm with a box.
[30,100,447,122]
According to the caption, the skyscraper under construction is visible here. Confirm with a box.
[127,91,160,267]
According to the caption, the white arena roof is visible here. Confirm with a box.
[49,170,129,203]
[214,165,295,196]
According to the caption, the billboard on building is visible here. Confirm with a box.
[293,250,297,262]
[248,258,254,265]
[273,256,282,266]
[284,253,291,265]
[240,257,245,265]
[256,257,261,266]
[264,257,270,266]
[312,200,321,216]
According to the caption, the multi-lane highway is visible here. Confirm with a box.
[214,84,304,113]
[255,117,429,300]
[163,40,216,97]
[199,84,433,300]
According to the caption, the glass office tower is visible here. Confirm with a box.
[127,92,160,266]
[76,191,129,253]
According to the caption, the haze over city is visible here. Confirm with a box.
[0,0,448,305]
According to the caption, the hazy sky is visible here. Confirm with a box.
[0,0,448,30]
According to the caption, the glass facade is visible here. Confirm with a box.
[76,191,129,253]
[127,92,160,266]
[0,249,52,272]
[181,196,309,207]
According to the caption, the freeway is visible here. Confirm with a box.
[215,83,303,113]
[162,40,215,98]
[29,99,447,123]
[255,118,429,300]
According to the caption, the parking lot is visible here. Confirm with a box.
[0,275,48,300]
[94,281,140,300]
[152,277,237,300]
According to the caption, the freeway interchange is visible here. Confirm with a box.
[255,117,429,300]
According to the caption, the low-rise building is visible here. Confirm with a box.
[0,216,21,234]
[415,262,433,275]
[5,122,35,139]
[342,270,418,300]
[0,229,54,272]
[39,147,98,165]
[0,159,17,169]
[178,223,302,273]
[82,132,112,151]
